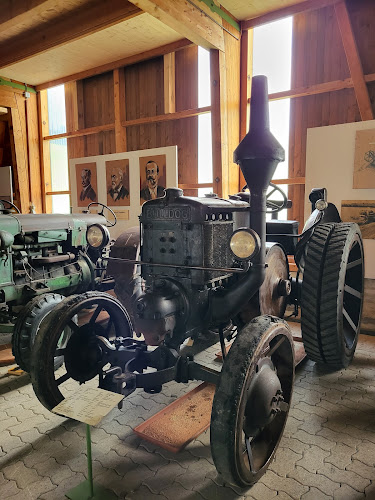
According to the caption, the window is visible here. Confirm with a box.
[47,85,70,213]
[198,47,213,197]
[253,17,293,218]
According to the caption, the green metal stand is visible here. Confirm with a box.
[65,424,117,500]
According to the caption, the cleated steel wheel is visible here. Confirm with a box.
[30,291,132,411]
[210,315,294,487]
[12,293,65,372]
[301,223,364,369]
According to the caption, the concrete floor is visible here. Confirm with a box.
[1,333,375,500]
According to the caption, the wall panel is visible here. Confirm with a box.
[288,0,374,226]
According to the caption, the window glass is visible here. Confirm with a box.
[47,85,70,212]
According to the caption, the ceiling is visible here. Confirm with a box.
[0,0,309,87]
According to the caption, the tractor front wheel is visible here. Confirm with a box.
[210,315,294,487]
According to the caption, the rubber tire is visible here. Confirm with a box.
[210,315,294,487]
[301,222,364,369]
[12,293,65,372]
[30,291,132,411]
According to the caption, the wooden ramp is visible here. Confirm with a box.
[135,321,306,453]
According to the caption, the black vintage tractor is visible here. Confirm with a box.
[29,76,364,488]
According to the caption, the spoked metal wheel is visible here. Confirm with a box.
[30,291,132,411]
[301,222,364,368]
[210,315,294,487]
[12,293,65,372]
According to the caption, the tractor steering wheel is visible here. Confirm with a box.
[87,202,117,227]
[241,182,288,214]
[265,183,288,214]
[0,199,21,214]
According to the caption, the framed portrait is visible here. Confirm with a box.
[353,129,375,189]
[139,154,167,204]
[75,162,98,207]
[106,159,130,207]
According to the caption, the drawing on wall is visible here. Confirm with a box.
[76,162,97,207]
[353,129,375,189]
[106,159,130,206]
[341,200,375,239]
[139,154,166,204]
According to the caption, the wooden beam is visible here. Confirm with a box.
[121,106,211,127]
[247,73,375,103]
[43,123,115,141]
[242,0,341,30]
[127,0,224,51]
[334,1,373,121]
[113,68,127,153]
[164,53,176,114]
[272,177,305,185]
[0,1,59,35]
[0,87,17,108]
[0,0,142,68]
[36,39,193,91]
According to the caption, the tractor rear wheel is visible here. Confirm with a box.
[12,293,65,372]
[210,315,294,487]
[301,222,364,368]
[30,292,132,411]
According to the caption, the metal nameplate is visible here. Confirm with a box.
[144,206,191,222]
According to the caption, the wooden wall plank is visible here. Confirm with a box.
[113,68,127,153]
[163,53,176,114]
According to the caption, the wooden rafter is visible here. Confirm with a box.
[36,39,192,91]
[0,0,60,35]
[127,0,224,51]
[0,0,142,69]
[241,0,341,30]
[334,1,373,121]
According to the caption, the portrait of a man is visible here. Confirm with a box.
[106,159,130,206]
[140,156,166,203]
[76,162,97,207]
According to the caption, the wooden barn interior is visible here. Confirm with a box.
[0,1,375,498]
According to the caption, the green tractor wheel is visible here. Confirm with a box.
[12,293,65,372]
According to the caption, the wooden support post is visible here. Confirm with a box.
[113,68,127,152]
[210,49,228,199]
[26,93,43,213]
[163,53,176,114]
[37,89,52,213]
[10,94,31,213]
[335,1,373,121]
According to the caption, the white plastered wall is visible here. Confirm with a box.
[306,119,375,279]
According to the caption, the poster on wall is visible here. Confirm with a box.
[106,159,130,206]
[139,154,167,204]
[69,146,178,238]
[353,129,375,189]
[75,162,98,207]
[341,200,375,239]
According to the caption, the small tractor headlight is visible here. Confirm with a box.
[86,224,110,249]
[230,228,260,261]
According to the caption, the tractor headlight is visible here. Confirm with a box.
[229,228,260,261]
[86,224,110,249]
